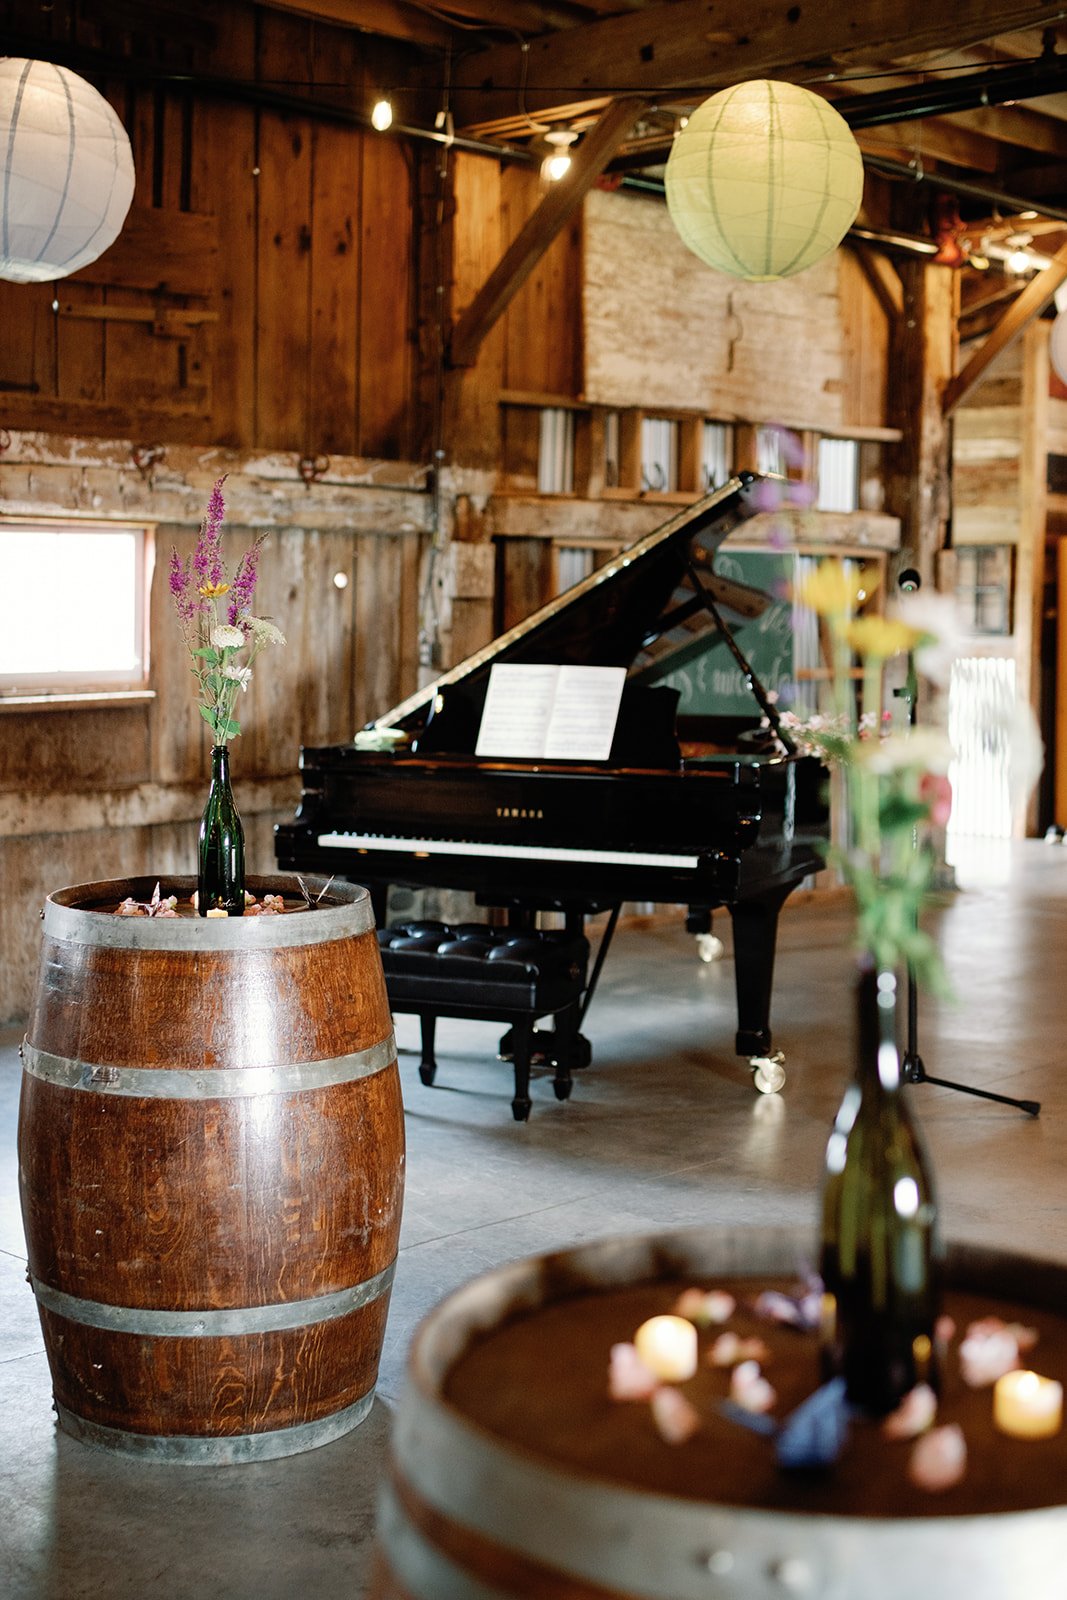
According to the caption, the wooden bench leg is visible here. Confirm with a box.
[511,1019,534,1122]
[418,1014,438,1086]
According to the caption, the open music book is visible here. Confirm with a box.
[474,663,626,761]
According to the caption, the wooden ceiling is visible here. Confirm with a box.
[255,0,1067,330]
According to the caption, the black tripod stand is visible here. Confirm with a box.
[893,569,1040,1118]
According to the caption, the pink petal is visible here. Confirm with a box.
[730,1360,777,1414]
[883,1383,938,1440]
[673,1288,736,1327]
[708,1332,770,1367]
[959,1330,1020,1388]
[708,1332,740,1366]
[935,1314,956,1344]
[650,1386,702,1444]
[609,1342,658,1402]
[908,1424,967,1492]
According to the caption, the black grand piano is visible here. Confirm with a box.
[275,475,829,1088]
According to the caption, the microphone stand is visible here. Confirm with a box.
[893,570,1040,1117]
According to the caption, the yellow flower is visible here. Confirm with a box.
[796,561,876,617]
[198,581,231,598]
[844,615,923,661]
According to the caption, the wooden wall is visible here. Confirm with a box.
[0,441,428,1022]
[0,1,418,459]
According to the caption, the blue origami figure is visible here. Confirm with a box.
[774,1378,851,1470]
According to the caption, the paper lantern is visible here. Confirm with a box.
[1051,310,1067,386]
[665,79,863,282]
[0,58,135,284]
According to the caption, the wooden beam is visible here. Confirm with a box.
[847,241,905,322]
[942,239,1067,414]
[449,97,645,368]
[452,0,1067,131]
[264,0,451,47]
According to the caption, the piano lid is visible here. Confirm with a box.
[367,475,782,743]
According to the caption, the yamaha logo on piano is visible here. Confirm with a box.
[496,806,545,820]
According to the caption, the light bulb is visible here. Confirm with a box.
[542,127,577,181]
[371,99,393,132]
[1006,248,1032,275]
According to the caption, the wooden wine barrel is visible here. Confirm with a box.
[371,1226,1067,1600]
[18,874,404,1465]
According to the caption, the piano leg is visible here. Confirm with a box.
[418,1014,438,1086]
[511,1020,534,1122]
[727,885,792,1058]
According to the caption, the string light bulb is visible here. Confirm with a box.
[371,98,393,132]
[542,127,577,182]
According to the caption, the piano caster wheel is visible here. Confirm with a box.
[552,1076,572,1101]
[750,1051,786,1095]
[695,932,724,964]
[418,1062,437,1086]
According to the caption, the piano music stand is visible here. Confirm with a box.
[892,575,1039,1118]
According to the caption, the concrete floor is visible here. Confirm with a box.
[1,840,1064,1598]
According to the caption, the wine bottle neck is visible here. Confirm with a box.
[210,745,231,782]
[856,964,902,1092]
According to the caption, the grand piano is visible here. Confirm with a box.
[275,475,829,1087]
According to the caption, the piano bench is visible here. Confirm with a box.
[377,922,591,1121]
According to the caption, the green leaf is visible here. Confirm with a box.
[193,647,219,664]
[197,704,216,726]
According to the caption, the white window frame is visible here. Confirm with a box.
[0,515,155,705]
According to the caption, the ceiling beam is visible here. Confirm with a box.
[262,0,452,47]
[942,237,1067,414]
[451,1,1067,132]
[449,97,646,367]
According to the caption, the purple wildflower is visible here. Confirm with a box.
[169,549,199,621]
[227,534,266,625]
[194,475,228,585]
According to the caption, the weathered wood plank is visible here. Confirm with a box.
[309,120,361,457]
[359,135,415,459]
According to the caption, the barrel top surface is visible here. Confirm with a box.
[403,1224,1067,1526]
[42,875,376,949]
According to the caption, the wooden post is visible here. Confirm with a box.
[1020,318,1050,836]
[883,259,958,587]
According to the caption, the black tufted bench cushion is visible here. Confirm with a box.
[377,921,590,1120]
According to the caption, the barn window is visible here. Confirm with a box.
[0,518,153,700]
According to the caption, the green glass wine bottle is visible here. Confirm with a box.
[819,963,940,1415]
[197,745,245,916]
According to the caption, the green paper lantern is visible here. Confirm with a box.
[665,80,863,282]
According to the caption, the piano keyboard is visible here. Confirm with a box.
[316,832,700,871]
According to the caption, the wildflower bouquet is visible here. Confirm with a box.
[168,477,286,746]
[777,562,953,991]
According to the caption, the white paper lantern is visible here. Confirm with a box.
[1051,310,1067,386]
[665,79,863,282]
[0,58,135,284]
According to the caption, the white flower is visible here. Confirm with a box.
[861,725,954,777]
[223,665,252,692]
[211,624,245,650]
[248,617,286,647]
[892,590,969,687]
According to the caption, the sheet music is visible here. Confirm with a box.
[475,663,626,761]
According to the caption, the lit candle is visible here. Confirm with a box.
[633,1315,698,1382]
[205,907,228,918]
[993,1370,1063,1439]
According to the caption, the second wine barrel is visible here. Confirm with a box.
[18,874,405,1464]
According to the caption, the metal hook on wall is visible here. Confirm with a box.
[298,454,330,488]
[130,444,165,482]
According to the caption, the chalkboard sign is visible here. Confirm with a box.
[653,548,799,716]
